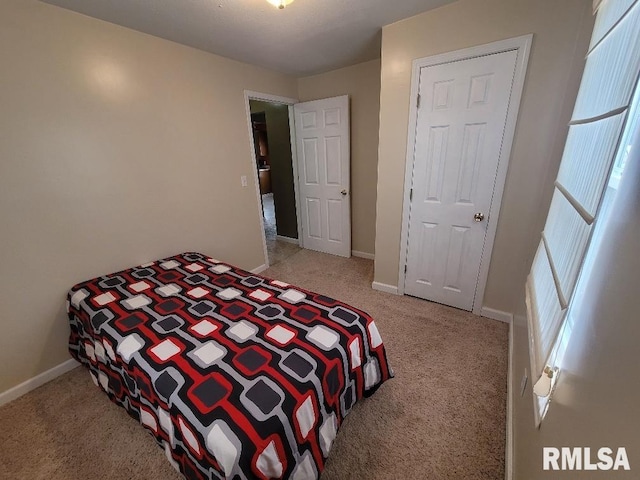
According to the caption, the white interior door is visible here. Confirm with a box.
[404,50,519,311]
[294,95,351,257]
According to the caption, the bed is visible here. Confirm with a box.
[67,252,392,479]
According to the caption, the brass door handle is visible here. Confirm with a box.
[474,212,485,222]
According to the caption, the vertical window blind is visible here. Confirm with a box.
[526,0,640,421]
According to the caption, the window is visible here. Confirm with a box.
[526,0,640,424]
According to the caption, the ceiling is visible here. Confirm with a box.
[41,0,456,76]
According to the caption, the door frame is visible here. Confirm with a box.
[397,34,532,314]
[243,90,304,270]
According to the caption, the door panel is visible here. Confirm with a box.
[416,222,438,286]
[325,136,342,185]
[404,50,519,310]
[456,123,485,204]
[425,126,449,202]
[443,225,470,292]
[327,200,343,242]
[295,96,351,257]
[306,198,322,239]
[301,111,317,129]
[302,139,319,184]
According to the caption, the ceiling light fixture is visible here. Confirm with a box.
[267,0,294,9]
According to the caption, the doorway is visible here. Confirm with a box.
[245,91,353,269]
[398,36,532,313]
[248,97,301,267]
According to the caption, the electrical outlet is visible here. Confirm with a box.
[520,368,528,397]
[241,175,248,187]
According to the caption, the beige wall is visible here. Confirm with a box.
[373,0,594,313]
[0,0,297,393]
[511,128,640,479]
[298,59,381,256]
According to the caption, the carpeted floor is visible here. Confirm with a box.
[0,250,508,480]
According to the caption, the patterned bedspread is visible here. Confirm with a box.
[67,252,392,479]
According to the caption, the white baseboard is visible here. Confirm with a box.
[481,307,513,324]
[371,281,399,295]
[506,320,514,480]
[351,250,375,260]
[0,358,80,407]
[276,235,299,245]
[251,264,268,274]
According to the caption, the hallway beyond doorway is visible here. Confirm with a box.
[262,193,301,266]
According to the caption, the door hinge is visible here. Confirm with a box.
[417,94,421,109]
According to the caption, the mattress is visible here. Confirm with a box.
[67,252,392,479]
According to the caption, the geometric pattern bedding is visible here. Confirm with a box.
[67,252,393,479]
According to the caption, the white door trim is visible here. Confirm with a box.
[505,320,514,480]
[397,35,532,314]
[243,90,303,269]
